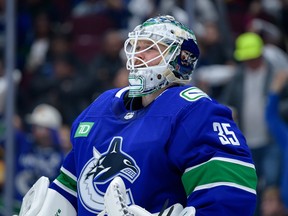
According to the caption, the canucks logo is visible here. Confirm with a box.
[180,87,211,102]
[78,136,140,213]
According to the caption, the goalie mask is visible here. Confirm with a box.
[124,15,200,97]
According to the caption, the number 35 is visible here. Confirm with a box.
[213,122,240,146]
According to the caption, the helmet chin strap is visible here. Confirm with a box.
[163,69,191,85]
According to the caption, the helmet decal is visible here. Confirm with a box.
[142,16,197,40]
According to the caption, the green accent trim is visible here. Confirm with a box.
[181,159,257,196]
[56,171,77,193]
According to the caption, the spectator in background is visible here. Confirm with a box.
[196,21,233,67]
[86,29,125,100]
[26,54,91,125]
[18,32,83,119]
[246,18,288,71]
[225,0,278,40]
[25,12,53,74]
[43,32,84,74]
[14,104,65,206]
[193,20,234,100]
[246,17,288,121]
[72,0,105,17]
[101,0,131,30]
[161,0,220,25]
[59,124,72,156]
[16,0,54,71]
[71,0,131,30]
[266,72,288,209]
[220,32,287,215]
[17,11,55,117]
[260,186,288,216]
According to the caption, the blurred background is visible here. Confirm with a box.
[1,0,288,215]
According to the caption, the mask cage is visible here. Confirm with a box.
[124,29,181,72]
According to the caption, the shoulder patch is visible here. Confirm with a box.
[180,87,211,102]
[74,122,94,137]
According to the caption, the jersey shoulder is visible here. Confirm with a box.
[154,85,234,123]
[177,86,211,102]
[153,85,215,115]
[160,85,213,107]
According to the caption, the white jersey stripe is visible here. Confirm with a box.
[54,179,77,197]
[184,157,255,173]
[192,182,257,195]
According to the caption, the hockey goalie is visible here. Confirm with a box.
[16,15,257,216]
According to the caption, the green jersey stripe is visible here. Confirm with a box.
[181,158,257,196]
[60,166,77,181]
[55,171,77,196]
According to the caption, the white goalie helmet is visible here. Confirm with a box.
[124,15,200,97]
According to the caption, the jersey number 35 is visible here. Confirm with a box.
[213,122,240,146]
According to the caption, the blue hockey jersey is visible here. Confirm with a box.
[50,85,257,215]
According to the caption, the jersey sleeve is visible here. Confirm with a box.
[169,98,257,215]
[49,149,78,210]
[266,93,288,149]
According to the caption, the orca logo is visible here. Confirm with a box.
[78,136,140,213]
